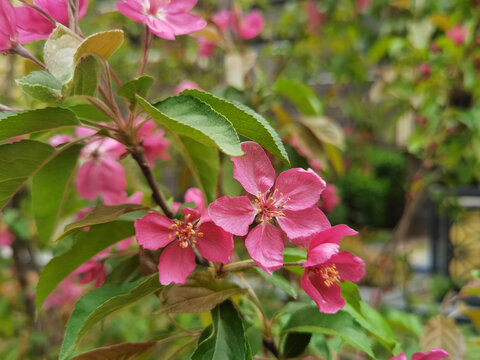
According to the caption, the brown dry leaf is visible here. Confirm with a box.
[72,342,157,360]
[420,316,466,360]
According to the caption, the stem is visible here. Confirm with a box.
[67,0,81,35]
[139,26,153,76]
[221,259,305,273]
[129,146,174,218]
[12,44,47,70]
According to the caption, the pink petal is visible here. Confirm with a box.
[175,80,201,95]
[116,1,147,24]
[76,127,97,138]
[100,138,126,159]
[245,223,284,275]
[76,161,101,201]
[164,12,206,36]
[158,242,196,285]
[146,17,176,40]
[212,10,231,32]
[231,142,275,196]
[277,206,331,240]
[0,0,16,38]
[35,0,69,24]
[164,0,198,12]
[329,251,365,283]
[310,225,357,248]
[15,6,54,43]
[181,207,201,223]
[390,353,407,360]
[116,237,134,251]
[185,187,209,220]
[411,349,449,360]
[196,222,233,264]
[208,195,256,236]
[238,11,264,40]
[98,157,127,204]
[49,135,74,147]
[301,270,345,313]
[274,168,326,210]
[134,212,175,250]
[197,37,216,58]
[303,243,340,268]
[320,184,340,213]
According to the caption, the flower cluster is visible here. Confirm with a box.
[135,142,365,313]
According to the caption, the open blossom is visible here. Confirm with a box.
[231,10,265,40]
[15,0,88,43]
[137,119,170,165]
[0,0,17,54]
[320,184,340,213]
[73,257,107,288]
[174,80,200,95]
[390,349,449,360]
[135,208,233,285]
[301,225,365,313]
[116,0,206,40]
[209,142,330,274]
[447,25,467,45]
[76,128,127,204]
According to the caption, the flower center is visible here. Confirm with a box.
[143,0,167,20]
[312,264,341,287]
[168,213,203,248]
[254,189,292,222]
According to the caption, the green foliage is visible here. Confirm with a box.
[255,268,297,299]
[0,108,78,141]
[16,71,63,102]
[274,78,323,116]
[191,300,250,360]
[118,75,154,110]
[60,274,161,360]
[36,220,135,311]
[69,55,99,96]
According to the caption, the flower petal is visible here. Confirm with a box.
[329,251,365,283]
[231,142,275,196]
[158,243,196,285]
[277,206,330,240]
[303,243,339,268]
[310,225,357,248]
[245,223,284,275]
[239,11,264,40]
[196,222,233,264]
[164,12,207,36]
[301,271,345,313]
[185,188,206,214]
[411,349,449,360]
[389,352,407,360]
[208,196,256,236]
[134,213,175,250]
[76,161,101,201]
[274,168,326,210]
[165,0,198,12]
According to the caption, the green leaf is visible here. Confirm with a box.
[298,116,345,150]
[175,135,219,204]
[192,300,248,360]
[16,71,63,102]
[340,282,398,352]
[71,342,158,360]
[67,104,110,123]
[36,220,135,311]
[0,108,78,141]
[274,79,323,116]
[60,274,161,360]
[32,144,82,243]
[73,30,124,64]
[255,268,297,298]
[137,95,243,157]
[118,75,154,110]
[281,305,374,357]
[56,204,148,241]
[282,333,311,358]
[162,271,244,314]
[104,255,140,284]
[182,89,289,164]
[0,140,54,209]
[68,55,99,96]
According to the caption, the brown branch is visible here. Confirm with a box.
[129,146,174,218]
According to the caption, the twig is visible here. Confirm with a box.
[139,26,153,76]
[129,146,174,218]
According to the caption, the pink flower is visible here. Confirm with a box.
[209,142,330,274]
[0,223,14,247]
[419,63,431,78]
[137,119,170,165]
[135,208,234,284]
[44,276,83,308]
[447,25,467,45]
[231,9,264,40]
[301,225,365,313]
[0,0,18,55]
[73,257,107,288]
[212,10,230,32]
[174,80,200,95]
[49,134,74,147]
[390,349,449,360]
[320,184,340,213]
[116,0,206,40]
[76,129,127,204]
[173,187,209,220]
[197,37,216,58]
[355,0,371,13]
[305,0,325,35]
[15,0,88,44]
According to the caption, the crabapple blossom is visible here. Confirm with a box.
[174,80,201,95]
[173,187,209,220]
[197,37,216,58]
[0,0,17,55]
[390,349,449,360]
[209,142,330,274]
[116,0,206,40]
[231,10,265,40]
[300,225,365,313]
[135,208,233,285]
[447,25,467,45]
[137,119,170,165]
[320,184,340,213]
[15,0,88,43]
[73,257,107,288]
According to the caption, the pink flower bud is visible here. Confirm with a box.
[447,25,467,45]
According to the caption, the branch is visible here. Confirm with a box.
[129,146,174,218]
